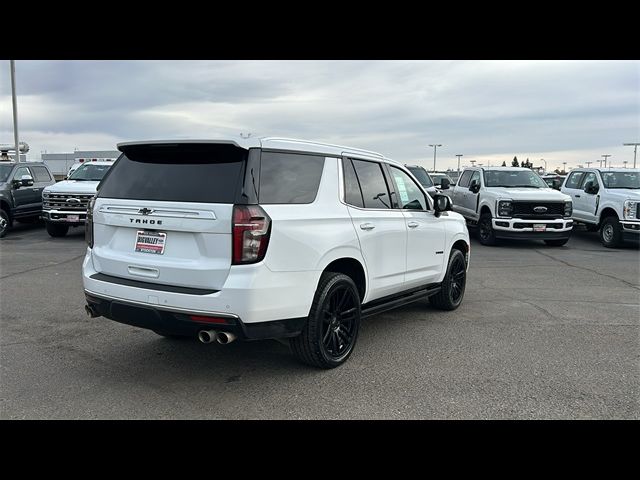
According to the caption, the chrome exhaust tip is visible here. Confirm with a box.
[216,331,237,345]
[85,304,100,318]
[198,330,218,344]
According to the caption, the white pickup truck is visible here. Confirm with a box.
[560,168,640,247]
[450,166,573,246]
[42,161,113,237]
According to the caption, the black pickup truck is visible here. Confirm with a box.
[0,162,57,238]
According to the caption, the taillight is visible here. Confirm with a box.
[85,196,95,248]
[232,205,271,264]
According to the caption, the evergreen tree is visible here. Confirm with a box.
[501,160,507,167]
[512,156,519,167]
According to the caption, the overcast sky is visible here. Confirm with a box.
[1,60,638,171]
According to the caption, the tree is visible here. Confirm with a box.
[511,156,519,167]
[501,160,507,167]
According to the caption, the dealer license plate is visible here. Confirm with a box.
[66,215,79,222]
[533,223,547,232]
[135,230,166,255]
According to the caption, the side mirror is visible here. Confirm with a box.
[434,194,452,217]
[469,179,480,193]
[440,178,451,190]
[21,174,34,187]
[584,181,599,194]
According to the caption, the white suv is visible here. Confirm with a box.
[450,166,573,246]
[561,168,640,247]
[82,138,470,368]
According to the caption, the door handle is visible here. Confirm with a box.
[408,221,419,228]
[574,195,581,198]
[360,223,375,231]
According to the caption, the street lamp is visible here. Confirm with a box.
[10,60,21,162]
[602,154,611,169]
[540,158,547,173]
[456,154,463,174]
[623,143,639,168]
[470,160,476,167]
[585,161,592,168]
[428,144,442,172]
[623,161,628,168]
[562,162,567,174]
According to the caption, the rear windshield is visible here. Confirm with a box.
[97,144,247,203]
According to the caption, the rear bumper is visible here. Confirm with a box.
[85,291,305,340]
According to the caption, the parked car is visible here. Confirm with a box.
[83,138,471,368]
[430,172,455,188]
[405,165,439,197]
[541,174,566,190]
[561,168,640,247]
[450,166,573,246]
[42,161,114,237]
[0,161,56,238]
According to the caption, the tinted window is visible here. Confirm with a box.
[406,166,434,188]
[581,172,598,189]
[13,166,31,180]
[259,151,324,204]
[565,171,585,189]
[458,170,473,187]
[0,164,15,182]
[601,171,640,189]
[390,167,429,210]
[351,159,392,209]
[343,158,364,207]
[98,144,247,203]
[469,171,481,186]
[31,166,52,182]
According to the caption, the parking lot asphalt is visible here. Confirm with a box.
[1,222,638,419]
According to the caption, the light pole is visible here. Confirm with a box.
[10,60,21,162]
[428,144,442,172]
[602,154,611,169]
[623,143,639,168]
[623,161,628,168]
[585,161,592,168]
[562,162,567,174]
[540,159,547,173]
[456,154,463,174]
[470,160,476,167]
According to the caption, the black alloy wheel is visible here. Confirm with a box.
[290,272,361,369]
[429,248,467,310]
[478,213,497,246]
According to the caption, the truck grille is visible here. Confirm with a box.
[512,201,565,219]
[43,193,94,212]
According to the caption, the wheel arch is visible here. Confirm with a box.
[599,207,619,226]
[321,257,367,303]
[0,199,12,222]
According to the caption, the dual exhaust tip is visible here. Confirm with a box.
[198,330,237,345]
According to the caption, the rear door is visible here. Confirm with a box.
[343,157,407,300]
[92,143,249,291]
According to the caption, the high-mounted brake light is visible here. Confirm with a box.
[232,205,271,264]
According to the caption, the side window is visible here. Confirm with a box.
[458,170,473,187]
[351,159,392,209]
[31,166,52,182]
[581,172,598,188]
[469,171,481,187]
[389,166,429,210]
[13,166,31,180]
[342,158,364,208]
[565,171,585,189]
[259,151,325,204]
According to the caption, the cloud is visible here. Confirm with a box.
[1,60,638,170]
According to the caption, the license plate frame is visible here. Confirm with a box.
[533,223,547,232]
[135,230,167,255]
[66,214,80,222]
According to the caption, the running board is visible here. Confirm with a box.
[361,285,441,319]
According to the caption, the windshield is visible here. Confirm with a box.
[600,171,640,189]
[0,164,14,182]
[484,170,548,188]
[406,167,434,188]
[69,163,112,181]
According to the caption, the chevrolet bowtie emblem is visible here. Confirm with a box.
[139,208,155,215]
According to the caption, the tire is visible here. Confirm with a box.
[46,222,69,238]
[544,238,569,246]
[429,249,467,311]
[0,209,10,238]
[290,272,361,369]
[600,216,623,248]
[478,213,497,246]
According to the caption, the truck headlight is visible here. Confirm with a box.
[564,201,572,218]
[497,200,513,218]
[623,200,639,220]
